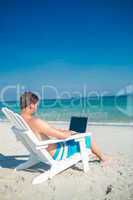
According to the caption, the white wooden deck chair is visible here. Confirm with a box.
[2,107,91,184]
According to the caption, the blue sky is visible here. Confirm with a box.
[0,0,132,100]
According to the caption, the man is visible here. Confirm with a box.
[20,91,110,161]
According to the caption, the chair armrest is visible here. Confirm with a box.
[36,132,92,147]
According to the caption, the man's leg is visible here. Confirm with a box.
[90,138,110,162]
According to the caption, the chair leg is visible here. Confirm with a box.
[32,164,63,184]
[32,156,81,184]
[79,139,89,173]
[32,170,50,184]
[32,164,61,184]
[15,156,39,171]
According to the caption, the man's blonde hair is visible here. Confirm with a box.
[20,91,39,110]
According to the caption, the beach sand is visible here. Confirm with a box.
[0,121,133,200]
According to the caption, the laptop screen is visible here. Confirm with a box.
[69,116,88,133]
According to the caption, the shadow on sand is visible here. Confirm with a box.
[0,153,100,173]
[0,153,50,173]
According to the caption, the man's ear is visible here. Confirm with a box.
[30,103,36,109]
[29,104,33,109]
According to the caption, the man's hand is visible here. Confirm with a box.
[58,128,67,132]
[63,130,72,137]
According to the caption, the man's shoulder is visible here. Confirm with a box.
[31,117,48,127]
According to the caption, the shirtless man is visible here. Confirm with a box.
[20,91,109,162]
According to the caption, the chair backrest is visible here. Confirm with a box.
[2,107,40,147]
[2,107,54,165]
[2,107,30,131]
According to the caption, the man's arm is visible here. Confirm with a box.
[53,127,67,132]
[33,118,71,139]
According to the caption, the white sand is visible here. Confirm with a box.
[0,121,133,200]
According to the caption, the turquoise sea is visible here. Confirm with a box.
[0,95,133,123]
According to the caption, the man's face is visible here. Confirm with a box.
[30,102,38,113]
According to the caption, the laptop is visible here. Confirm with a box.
[69,116,88,134]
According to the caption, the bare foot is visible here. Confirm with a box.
[90,153,100,161]
[100,154,113,166]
